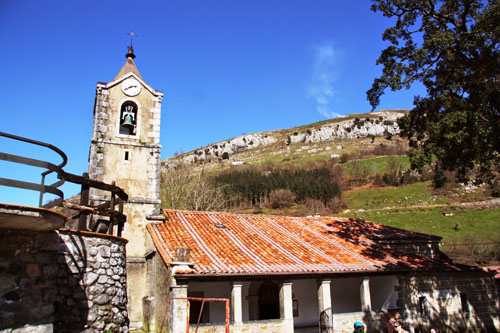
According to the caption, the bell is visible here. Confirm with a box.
[122,114,135,129]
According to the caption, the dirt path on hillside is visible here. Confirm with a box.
[344,198,500,213]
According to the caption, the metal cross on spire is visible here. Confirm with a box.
[126,30,138,47]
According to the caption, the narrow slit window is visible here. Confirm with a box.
[460,293,469,313]
[124,151,129,161]
[418,296,428,316]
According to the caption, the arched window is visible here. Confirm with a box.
[119,101,138,135]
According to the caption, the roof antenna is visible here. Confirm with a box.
[125,30,138,59]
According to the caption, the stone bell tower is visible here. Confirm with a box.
[88,38,164,327]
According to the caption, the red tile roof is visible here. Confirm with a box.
[147,209,473,277]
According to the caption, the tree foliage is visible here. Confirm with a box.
[214,167,341,206]
[368,0,500,182]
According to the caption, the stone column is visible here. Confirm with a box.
[318,279,333,333]
[279,281,294,332]
[169,280,188,333]
[231,281,243,326]
[360,277,372,312]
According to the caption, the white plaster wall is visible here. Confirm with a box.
[291,279,319,327]
[331,277,361,313]
[370,275,399,311]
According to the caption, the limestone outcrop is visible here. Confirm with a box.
[162,110,406,169]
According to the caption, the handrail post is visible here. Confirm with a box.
[78,172,90,231]
[39,174,46,207]
[118,198,124,237]
[108,182,116,235]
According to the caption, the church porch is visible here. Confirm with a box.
[160,274,399,333]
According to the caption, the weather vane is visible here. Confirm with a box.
[126,30,138,47]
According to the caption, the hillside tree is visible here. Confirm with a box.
[161,164,226,211]
[367,0,500,182]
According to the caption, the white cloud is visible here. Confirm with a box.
[307,41,344,119]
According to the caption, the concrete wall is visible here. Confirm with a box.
[0,229,129,332]
[291,279,319,327]
[331,277,361,313]
[369,275,399,311]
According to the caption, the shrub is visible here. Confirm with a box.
[381,156,404,186]
[222,152,229,160]
[302,198,330,215]
[267,189,297,209]
[340,153,350,164]
[491,179,500,197]
[433,166,447,188]
[326,197,347,213]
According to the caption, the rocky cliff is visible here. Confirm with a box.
[162,110,407,170]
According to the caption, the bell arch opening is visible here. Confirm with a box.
[119,100,138,135]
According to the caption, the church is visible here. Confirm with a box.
[88,43,500,332]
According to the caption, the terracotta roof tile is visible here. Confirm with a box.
[147,209,473,277]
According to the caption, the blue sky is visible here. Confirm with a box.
[0,0,424,206]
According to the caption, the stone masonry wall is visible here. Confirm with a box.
[397,272,500,332]
[0,229,129,332]
[381,240,441,259]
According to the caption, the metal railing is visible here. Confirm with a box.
[0,132,67,206]
[0,132,128,236]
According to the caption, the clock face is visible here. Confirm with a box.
[121,78,142,96]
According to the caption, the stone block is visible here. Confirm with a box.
[0,276,16,291]
[89,283,106,295]
[100,247,111,258]
[25,264,40,278]
[29,304,54,319]
[42,265,58,278]
[93,294,110,305]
